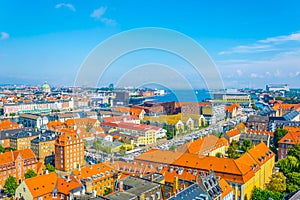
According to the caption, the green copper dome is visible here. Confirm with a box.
[42,81,50,89]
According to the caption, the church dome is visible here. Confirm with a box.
[42,81,51,92]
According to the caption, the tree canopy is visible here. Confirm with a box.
[241,139,253,152]
[227,140,241,159]
[4,175,18,195]
[286,172,300,193]
[287,143,300,161]
[265,172,286,193]
[0,144,5,153]
[45,163,55,172]
[276,155,299,175]
[250,187,284,200]
[273,128,288,148]
[24,169,37,179]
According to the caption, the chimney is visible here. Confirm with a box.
[150,174,154,182]
[173,176,179,194]
[119,181,123,192]
[66,175,71,182]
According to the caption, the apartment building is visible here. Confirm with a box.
[54,130,84,171]
[0,148,39,188]
[10,130,40,150]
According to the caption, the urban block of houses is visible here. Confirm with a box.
[31,132,56,164]
[240,130,274,147]
[65,118,100,129]
[10,130,40,150]
[272,103,300,117]
[49,112,80,122]
[105,175,163,200]
[102,115,140,124]
[177,135,229,157]
[0,120,23,148]
[72,163,116,197]
[246,115,269,131]
[132,142,274,200]
[112,162,233,200]
[19,113,49,129]
[15,172,83,200]
[0,148,43,188]
[224,128,241,143]
[101,122,166,146]
[54,130,84,172]
[143,113,206,132]
[225,103,241,119]
[278,127,300,160]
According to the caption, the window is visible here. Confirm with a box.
[52,192,57,198]
[38,197,43,200]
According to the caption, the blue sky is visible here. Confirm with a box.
[1,0,300,88]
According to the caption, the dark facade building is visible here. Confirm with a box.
[246,115,269,131]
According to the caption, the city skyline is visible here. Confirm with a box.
[1,1,300,88]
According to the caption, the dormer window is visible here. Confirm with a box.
[52,192,57,198]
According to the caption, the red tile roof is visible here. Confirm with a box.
[225,128,241,138]
[278,128,300,145]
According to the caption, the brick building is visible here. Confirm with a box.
[54,130,84,171]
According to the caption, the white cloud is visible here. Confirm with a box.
[55,3,76,12]
[259,31,300,44]
[219,30,300,55]
[250,73,258,78]
[218,44,277,55]
[265,71,271,76]
[274,69,281,77]
[0,32,9,40]
[100,18,117,26]
[90,7,106,19]
[90,7,116,26]
[236,69,243,76]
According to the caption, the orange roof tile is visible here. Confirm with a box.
[73,163,114,183]
[65,118,98,127]
[0,119,20,130]
[57,176,82,195]
[278,129,300,145]
[47,120,64,130]
[219,178,233,198]
[177,135,225,156]
[225,128,241,138]
[25,172,57,198]
[246,142,274,166]
[114,106,130,113]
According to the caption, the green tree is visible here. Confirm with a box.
[85,122,93,132]
[93,139,102,152]
[227,140,241,159]
[101,145,112,154]
[265,172,286,193]
[169,144,177,151]
[104,187,112,195]
[274,128,288,149]
[24,169,37,179]
[45,163,55,172]
[241,139,253,152]
[286,172,300,193]
[4,175,18,195]
[0,144,5,153]
[276,156,299,175]
[163,125,172,138]
[250,187,284,200]
[84,139,89,150]
[287,143,300,161]
[119,146,127,156]
[215,152,223,158]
